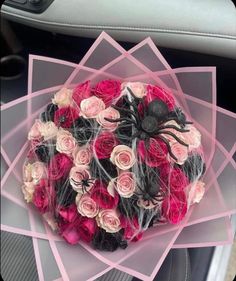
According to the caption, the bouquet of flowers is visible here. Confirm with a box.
[1,32,235,281]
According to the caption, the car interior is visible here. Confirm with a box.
[1,1,236,281]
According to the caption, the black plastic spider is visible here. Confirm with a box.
[71,172,95,194]
[135,166,165,209]
[105,87,192,161]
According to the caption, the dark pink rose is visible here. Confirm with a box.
[94,80,121,106]
[32,179,55,213]
[59,218,81,245]
[48,153,73,180]
[54,106,79,128]
[78,217,97,243]
[72,80,91,106]
[162,192,187,224]
[120,216,143,242]
[94,132,119,159]
[169,168,189,192]
[90,180,119,209]
[145,85,175,110]
[58,204,78,223]
[137,138,168,167]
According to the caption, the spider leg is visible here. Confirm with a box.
[157,125,190,133]
[157,130,189,147]
[155,135,178,161]
[104,117,137,126]
[131,130,141,140]
[111,104,140,124]
[163,117,193,125]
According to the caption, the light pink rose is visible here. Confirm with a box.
[73,146,92,166]
[31,162,46,184]
[69,166,93,193]
[170,142,188,165]
[116,172,136,198]
[96,209,121,233]
[23,163,33,182]
[110,145,136,170]
[40,121,58,141]
[28,119,43,141]
[76,193,99,218]
[96,107,120,131]
[187,180,205,206]
[183,125,201,151]
[52,87,72,108]
[80,96,105,119]
[21,182,35,203]
[43,212,58,231]
[124,82,146,98]
[56,129,77,155]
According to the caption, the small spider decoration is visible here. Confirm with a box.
[105,87,192,161]
[135,166,165,209]
[70,172,95,194]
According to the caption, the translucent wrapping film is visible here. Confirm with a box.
[1,32,235,281]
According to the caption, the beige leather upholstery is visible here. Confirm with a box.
[1,0,236,58]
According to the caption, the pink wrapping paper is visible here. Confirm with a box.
[1,32,236,281]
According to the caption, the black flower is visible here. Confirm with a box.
[92,229,127,252]
[70,117,96,145]
[90,158,118,183]
[55,179,77,207]
[179,154,206,182]
[35,144,57,163]
[40,103,58,122]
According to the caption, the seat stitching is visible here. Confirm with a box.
[2,11,236,39]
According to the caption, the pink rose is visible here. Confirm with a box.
[56,129,77,155]
[59,218,81,245]
[96,107,120,131]
[116,172,136,198]
[90,180,119,209]
[145,84,175,110]
[169,167,189,193]
[96,209,121,233]
[52,87,72,108]
[58,204,78,223]
[73,146,92,166]
[120,216,142,241]
[32,179,55,214]
[76,193,99,218]
[72,80,91,107]
[54,106,79,128]
[170,142,188,165]
[162,192,187,224]
[48,153,73,180]
[28,119,43,141]
[187,180,205,206]
[93,132,119,159]
[40,121,58,141]
[94,80,121,106]
[183,125,201,151]
[137,138,168,167]
[78,217,97,243]
[80,96,105,119]
[124,82,146,98]
[21,182,35,203]
[69,166,93,193]
[110,145,136,170]
[31,161,46,184]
